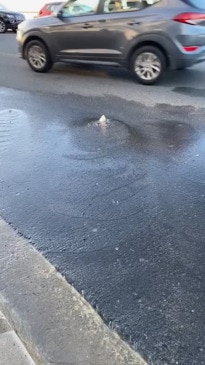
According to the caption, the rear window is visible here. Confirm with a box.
[184,0,205,10]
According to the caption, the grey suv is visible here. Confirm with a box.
[17,0,205,84]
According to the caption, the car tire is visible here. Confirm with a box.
[25,40,53,73]
[12,28,17,33]
[130,46,166,85]
[0,19,6,33]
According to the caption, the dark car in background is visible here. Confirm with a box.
[0,3,25,33]
[38,2,64,17]
[17,0,205,85]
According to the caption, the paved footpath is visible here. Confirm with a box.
[0,311,35,365]
[0,217,146,365]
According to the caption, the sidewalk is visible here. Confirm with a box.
[0,217,147,365]
[0,311,35,365]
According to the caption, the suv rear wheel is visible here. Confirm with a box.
[25,40,53,73]
[131,46,166,85]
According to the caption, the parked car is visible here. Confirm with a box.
[0,3,25,33]
[17,0,205,85]
[38,2,64,17]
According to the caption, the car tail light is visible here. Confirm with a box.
[183,46,199,52]
[173,12,205,25]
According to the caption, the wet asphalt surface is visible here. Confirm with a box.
[0,34,205,365]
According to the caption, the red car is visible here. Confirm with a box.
[38,2,64,17]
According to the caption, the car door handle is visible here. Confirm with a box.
[128,21,141,25]
[83,23,93,29]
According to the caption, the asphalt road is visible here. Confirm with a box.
[1,33,205,108]
[0,33,205,365]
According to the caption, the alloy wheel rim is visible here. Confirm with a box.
[135,52,161,81]
[0,20,6,33]
[28,45,46,70]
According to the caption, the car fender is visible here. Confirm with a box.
[0,12,8,21]
[22,30,57,61]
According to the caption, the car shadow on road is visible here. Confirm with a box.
[52,62,205,91]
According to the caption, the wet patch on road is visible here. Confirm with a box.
[77,117,131,146]
[0,109,27,153]
[172,86,205,98]
[154,120,197,150]
[68,116,198,157]
[68,117,145,152]
[0,89,205,365]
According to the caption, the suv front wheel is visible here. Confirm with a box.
[25,40,53,73]
[131,46,166,85]
[0,19,6,33]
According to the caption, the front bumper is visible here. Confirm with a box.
[16,30,24,58]
[6,19,24,30]
[18,43,23,58]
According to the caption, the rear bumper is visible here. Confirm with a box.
[177,56,205,69]
[173,47,205,69]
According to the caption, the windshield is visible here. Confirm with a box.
[61,0,99,16]
[0,3,6,10]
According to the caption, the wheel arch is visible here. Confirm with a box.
[128,40,170,69]
[23,35,52,60]
[0,17,6,32]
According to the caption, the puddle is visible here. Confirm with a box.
[68,117,198,157]
[69,118,132,154]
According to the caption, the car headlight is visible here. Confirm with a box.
[6,14,15,19]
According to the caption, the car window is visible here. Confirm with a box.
[61,0,99,17]
[46,4,52,10]
[183,0,205,10]
[47,3,63,11]
[103,0,160,13]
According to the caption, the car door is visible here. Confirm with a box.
[92,10,143,62]
[89,0,163,62]
[51,0,103,60]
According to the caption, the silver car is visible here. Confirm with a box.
[17,0,205,84]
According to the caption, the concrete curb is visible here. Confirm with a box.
[0,217,148,365]
[0,311,36,365]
